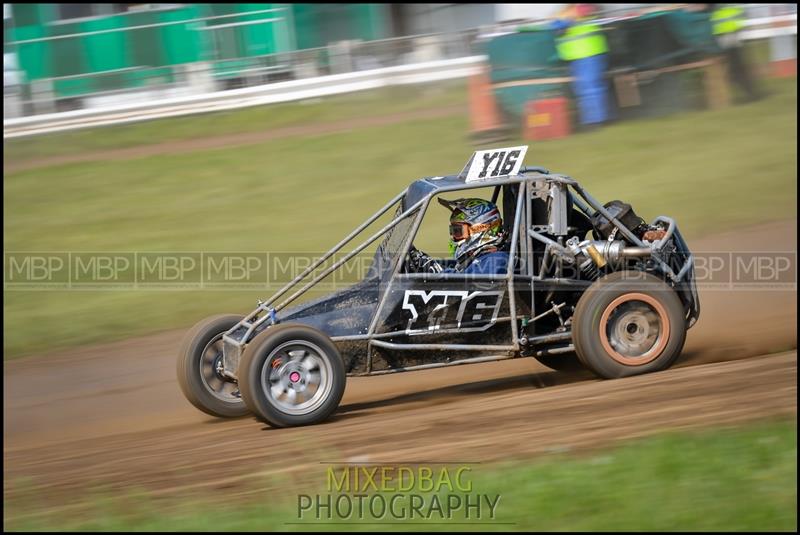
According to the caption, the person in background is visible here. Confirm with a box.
[552,4,610,130]
[708,4,763,102]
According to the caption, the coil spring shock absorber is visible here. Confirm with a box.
[566,236,607,280]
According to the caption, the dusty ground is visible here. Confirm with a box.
[3,220,797,519]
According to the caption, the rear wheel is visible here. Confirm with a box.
[572,271,687,379]
[177,314,250,418]
[238,324,346,428]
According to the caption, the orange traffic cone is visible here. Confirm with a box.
[468,66,508,143]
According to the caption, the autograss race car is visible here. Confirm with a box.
[177,146,700,428]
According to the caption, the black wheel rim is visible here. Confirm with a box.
[199,335,242,403]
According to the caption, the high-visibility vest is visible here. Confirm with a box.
[556,21,609,61]
[711,5,745,35]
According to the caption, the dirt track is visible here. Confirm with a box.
[3,105,465,175]
[3,220,797,516]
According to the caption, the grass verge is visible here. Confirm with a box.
[4,419,797,531]
[3,81,468,167]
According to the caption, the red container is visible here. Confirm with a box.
[523,98,571,141]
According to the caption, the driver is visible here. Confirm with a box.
[411,198,510,275]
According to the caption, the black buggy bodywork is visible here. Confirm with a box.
[178,149,700,427]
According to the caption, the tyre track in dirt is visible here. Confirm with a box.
[3,105,465,174]
[5,353,796,522]
[3,220,797,516]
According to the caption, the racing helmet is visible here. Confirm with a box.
[437,198,505,265]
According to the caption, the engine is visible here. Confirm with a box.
[520,178,698,350]
[558,199,674,282]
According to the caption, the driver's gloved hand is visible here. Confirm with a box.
[419,254,444,274]
[409,249,443,273]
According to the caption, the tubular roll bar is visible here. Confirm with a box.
[224,169,694,369]
[265,174,542,319]
[266,188,407,309]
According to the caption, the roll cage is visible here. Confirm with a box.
[220,165,699,378]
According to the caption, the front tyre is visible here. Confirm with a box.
[572,271,687,379]
[177,314,250,418]
[238,324,346,428]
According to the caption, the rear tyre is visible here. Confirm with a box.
[572,271,687,379]
[238,324,346,428]
[177,314,250,418]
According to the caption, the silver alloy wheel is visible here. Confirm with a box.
[198,335,241,402]
[260,340,333,415]
[599,293,670,365]
[608,304,659,354]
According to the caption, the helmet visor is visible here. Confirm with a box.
[449,222,470,242]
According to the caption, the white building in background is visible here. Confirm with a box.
[494,4,568,23]
[386,4,689,39]
[387,4,703,36]
[388,4,567,36]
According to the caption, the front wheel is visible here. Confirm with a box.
[238,324,346,428]
[177,314,250,418]
[572,271,687,379]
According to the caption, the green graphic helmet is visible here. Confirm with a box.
[437,198,505,265]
